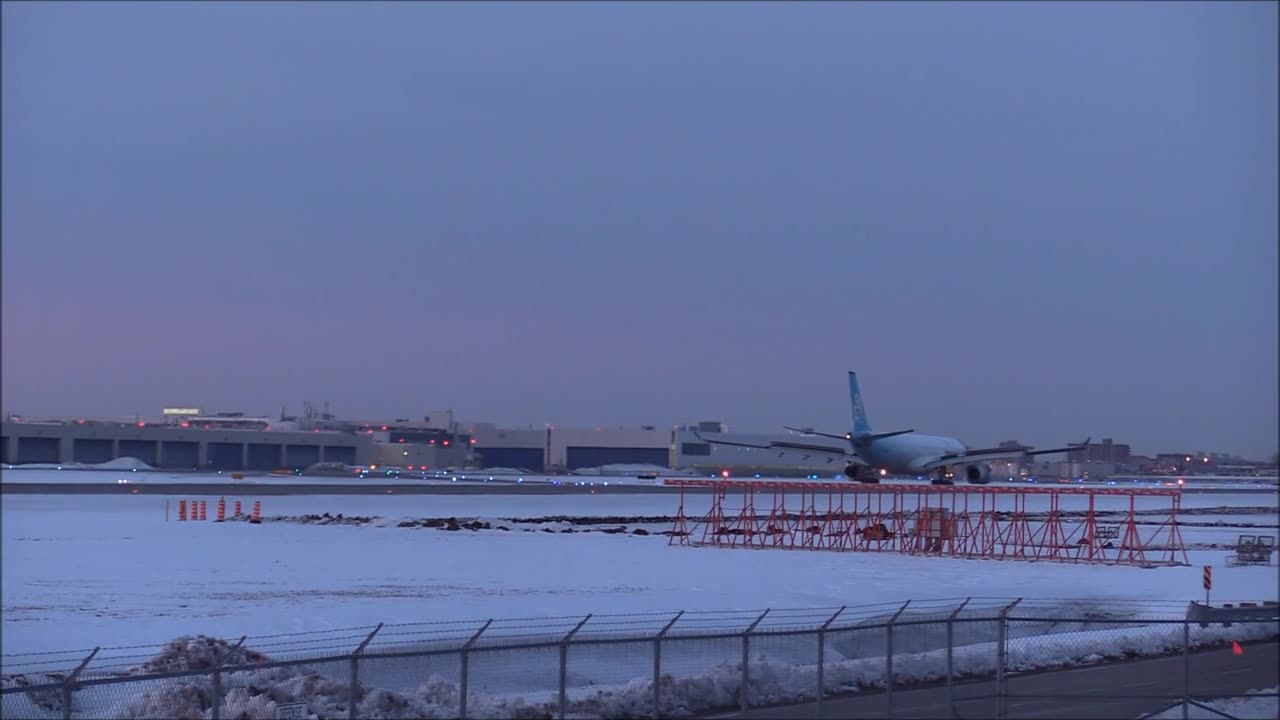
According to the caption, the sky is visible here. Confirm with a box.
[2,1,1276,459]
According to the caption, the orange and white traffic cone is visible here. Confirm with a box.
[234,500,242,517]
[250,500,261,524]
[178,500,187,521]
[216,497,226,522]
[199,500,207,521]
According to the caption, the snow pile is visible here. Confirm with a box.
[571,464,699,477]
[1146,687,1279,719]
[97,457,157,471]
[94,621,1279,720]
[1,457,156,472]
[130,636,269,674]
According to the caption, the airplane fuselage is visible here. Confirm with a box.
[860,433,968,476]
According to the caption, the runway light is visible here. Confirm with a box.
[721,470,730,478]
[1177,478,1185,486]
[879,468,888,477]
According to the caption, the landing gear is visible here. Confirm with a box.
[845,464,880,484]
[931,468,954,486]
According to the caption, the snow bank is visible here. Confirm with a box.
[133,636,269,674]
[1145,687,1279,719]
[84,621,1280,720]
[2,457,155,471]
[571,464,699,477]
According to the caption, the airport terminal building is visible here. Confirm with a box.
[2,409,850,478]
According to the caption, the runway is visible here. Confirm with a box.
[715,640,1279,719]
[0,480,1269,495]
[0,481,700,495]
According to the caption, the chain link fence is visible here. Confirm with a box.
[2,598,1276,719]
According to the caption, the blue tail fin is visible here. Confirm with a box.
[849,371,872,437]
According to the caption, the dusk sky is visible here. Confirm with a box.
[2,2,1276,458]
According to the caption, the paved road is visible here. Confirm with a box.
[1,480,1269,496]
[712,641,1278,719]
[0,481,701,495]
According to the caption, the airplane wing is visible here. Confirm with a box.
[917,438,1090,472]
[782,426,852,441]
[783,426,916,443]
[691,431,869,465]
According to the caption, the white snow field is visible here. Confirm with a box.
[2,478,1276,657]
[2,472,1277,718]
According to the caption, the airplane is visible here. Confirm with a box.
[693,371,1088,485]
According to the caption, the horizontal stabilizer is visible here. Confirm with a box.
[771,440,851,455]
[692,431,856,459]
[864,429,914,442]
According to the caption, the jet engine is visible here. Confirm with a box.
[965,463,992,485]
[844,464,878,483]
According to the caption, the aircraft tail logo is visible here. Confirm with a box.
[849,371,873,437]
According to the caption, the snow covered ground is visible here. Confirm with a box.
[2,482,1276,658]
[2,473,1277,719]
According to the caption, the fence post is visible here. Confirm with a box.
[62,647,99,720]
[459,619,492,720]
[885,601,910,719]
[653,611,684,720]
[349,623,383,720]
[1182,620,1190,720]
[559,615,592,720]
[816,606,846,720]
[996,598,1021,720]
[211,636,246,720]
[741,609,771,715]
[946,598,971,717]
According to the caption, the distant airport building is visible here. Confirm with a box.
[468,424,671,472]
[465,421,857,476]
[1069,438,1131,465]
[1,418,368,470]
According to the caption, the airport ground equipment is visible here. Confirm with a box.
[1225,534,1275,567]
[666,479,1189,566]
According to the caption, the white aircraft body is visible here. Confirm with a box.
[696,371,1087,484]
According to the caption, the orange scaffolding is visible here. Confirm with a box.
[666,480,1189,567]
